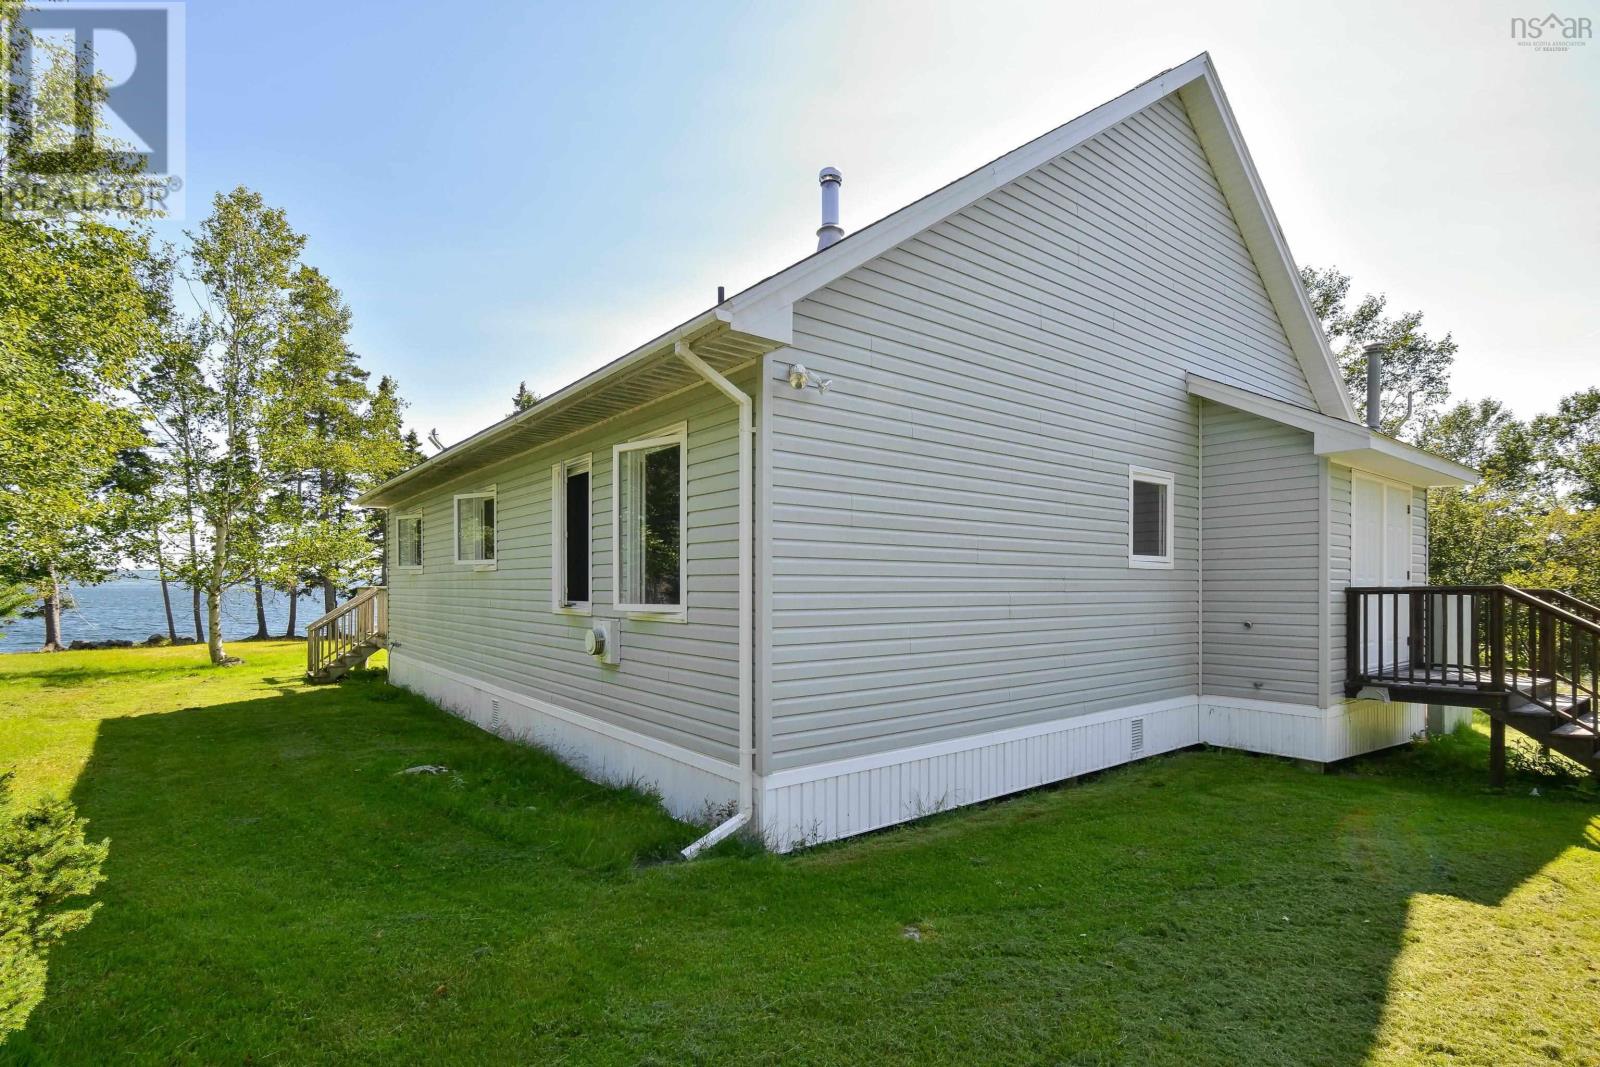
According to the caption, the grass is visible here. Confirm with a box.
[1,643,1598,1065]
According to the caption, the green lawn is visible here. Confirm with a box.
[1,642,1597,1065]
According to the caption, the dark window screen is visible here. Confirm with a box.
[1132,479,1167,558]
[564,469,590,602]
[642,445,681,605]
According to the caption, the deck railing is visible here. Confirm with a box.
[1346,585,1598,754]
[306,587,387,679]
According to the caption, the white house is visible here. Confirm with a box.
[337,54,1498,852]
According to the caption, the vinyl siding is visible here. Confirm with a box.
[385,368,757,765]
[1200,404,1322,704]
[1413,487,1429,582]
[1328,464,1353,697]
[765,92,1317,770]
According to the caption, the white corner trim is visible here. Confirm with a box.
[394,652,741,782]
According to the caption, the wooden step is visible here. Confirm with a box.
[1551,715,1598,740]
[1505,700,1556,717]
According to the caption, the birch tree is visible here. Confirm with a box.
[1301,265,1457,441]
[185,188,304,665]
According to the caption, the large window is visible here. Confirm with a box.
[396,514,422,569]
[551,456,592,611]
[454,490,496,565]
[1128,467,1173,568]
[613,426,685,614]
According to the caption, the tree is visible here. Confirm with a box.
[137,317,216,644]
[110,443,182,642]
[1532,387,1600,508]
[1417,400,1540,588]
[511,381,539,414]
[0,772,108,1038]
[0,219,161,648]
[260,267,415,625]
[0,584,32,636]
[1301,266,1457,441]
[185,188,305,665]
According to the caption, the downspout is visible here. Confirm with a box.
[674,340,754,857]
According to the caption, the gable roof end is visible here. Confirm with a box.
[361,53,1358,507]
[721,51,1358,422]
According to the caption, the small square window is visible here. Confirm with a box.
[454,491,496,565]
[1128,468,1174,568]
[613,426,686,614]
[396,515,422,568]
[551,456,592,612]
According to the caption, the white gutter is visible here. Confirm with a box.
[357,308,726,508]
[673,340,755,859]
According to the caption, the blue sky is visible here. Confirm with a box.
[155,0,1598,446]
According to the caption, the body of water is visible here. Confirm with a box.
[0,571,321,652]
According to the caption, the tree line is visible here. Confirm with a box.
[1,185,420,663]
[1302,266,1599,603]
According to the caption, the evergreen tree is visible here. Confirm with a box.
[511,381,539,414]
[261,267,415,623]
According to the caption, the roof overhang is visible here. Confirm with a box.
[1187,375,1479,488]
[717,52,1359,424]
[368,54,1368,507]
[359,311,785,508]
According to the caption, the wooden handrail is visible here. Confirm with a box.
[1348,585,1600,635]
[1346,585,1598,757]
[1526,588,1600,627]
[306,587,387,679]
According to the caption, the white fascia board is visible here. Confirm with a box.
[727,53,1355,427]
[1186,374,1478,487]
[1176,58,1359,424]
[722,54,1214,328]
[360,308,734,507]
[1320,439,1478,488]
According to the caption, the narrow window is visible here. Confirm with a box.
[454,491,496,564]
[551,456,592,610]
[396,515,422,568]
[614,427,685,613]
[1128,468,1174,568]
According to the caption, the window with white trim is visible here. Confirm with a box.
[454,490,496,565]
[551,455,592,611]
[395,514,422,569]
[613,426,686,613]
[1128,467,1174,568]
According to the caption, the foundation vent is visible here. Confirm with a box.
[1130,717,1145,754]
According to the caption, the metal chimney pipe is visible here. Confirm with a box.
[1363,341,1385,429]
[816,167,843,250]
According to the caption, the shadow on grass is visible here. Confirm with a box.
[0,663,214,688]
[4,676,1597,1064]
